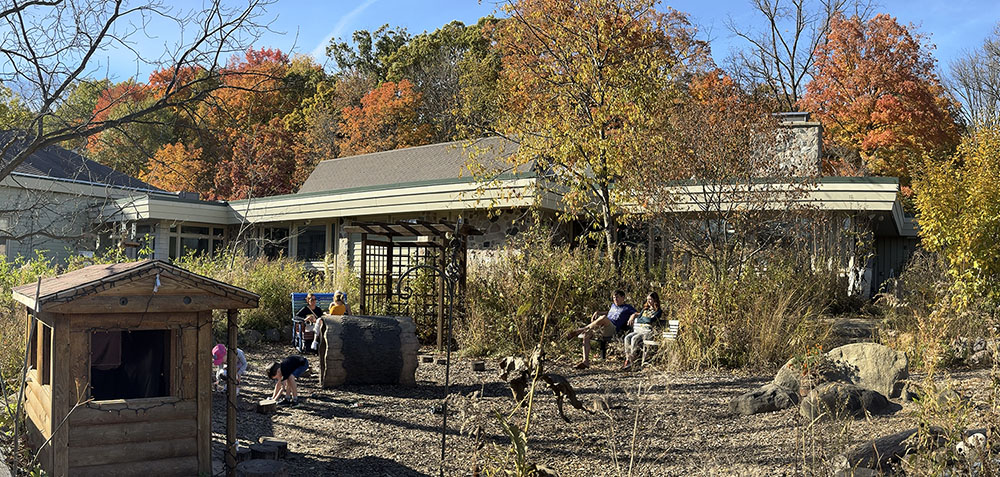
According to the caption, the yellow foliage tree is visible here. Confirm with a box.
[914,126,1000,305]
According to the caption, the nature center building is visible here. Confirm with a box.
[3,116,917,298]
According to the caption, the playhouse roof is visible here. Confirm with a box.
[11,259,259,312]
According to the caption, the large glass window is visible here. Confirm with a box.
[296,225,327,261]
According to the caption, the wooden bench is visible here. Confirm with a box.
[641,319,680,365]
[290,292,336,352]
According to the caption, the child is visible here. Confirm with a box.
[310,290,350,351]
[213,344,248,395]
[268,355,309,406]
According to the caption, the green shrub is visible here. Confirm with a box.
[0,253,60,389]
[174,252,318,332]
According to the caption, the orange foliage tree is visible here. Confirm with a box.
[213,118,299,200]
[141,142,209,193]
[799,13,961,184]
[338,80,432,156]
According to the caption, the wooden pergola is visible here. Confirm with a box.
[343,220,481,351]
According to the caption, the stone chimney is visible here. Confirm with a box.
[773,112,822,176]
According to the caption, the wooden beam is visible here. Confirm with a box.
[196,312,212,475]
[226,309,238,477]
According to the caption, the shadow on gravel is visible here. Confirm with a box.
[327,456,432,476]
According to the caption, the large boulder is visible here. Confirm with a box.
[826,343,908,398]
[800,382,895,421]
[729,383,799,416]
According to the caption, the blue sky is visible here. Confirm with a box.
[102,0,1000,81]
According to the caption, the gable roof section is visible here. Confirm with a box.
[298,136,527,194]
[12,259,259,312]
[1,130,159,190]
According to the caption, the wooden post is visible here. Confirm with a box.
[226,309,239,477]
[50,317,70,476]
[197,311,212,476]
[360,234,368,314]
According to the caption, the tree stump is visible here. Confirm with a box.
[250,443,280,460]
[235,446,252,463]
[472,361,486,372]
[256,399,277,414]
[236,459,289,477]
[258,437,289,459]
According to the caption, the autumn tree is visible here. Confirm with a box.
[0,0,272,181]
[727,0,873,111]
[949,23,1000,130]
[214,118,298,200]
[913,126,1000,305]
[140,142,209,192]
[638,72,812,281]
[798,13,961,184]
[338,80,433,155]
[386,19,501,142]
[485,0,708,255]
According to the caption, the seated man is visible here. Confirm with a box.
[564,289,637,369]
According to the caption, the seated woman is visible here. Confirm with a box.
[296,293,324,351]
[622,292,662,369]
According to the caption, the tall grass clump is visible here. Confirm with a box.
[668,251,838,370]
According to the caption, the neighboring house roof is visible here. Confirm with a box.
[1,130,160,190]
[298,136,526,194]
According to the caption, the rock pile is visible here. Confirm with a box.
[730,342,907,420]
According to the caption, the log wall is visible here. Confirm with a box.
[26,311,213,477]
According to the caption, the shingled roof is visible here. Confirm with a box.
[1,130,160,190]
[298,136,529,194]
[12,259,259,311]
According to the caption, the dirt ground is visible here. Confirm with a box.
[210,343,994,477]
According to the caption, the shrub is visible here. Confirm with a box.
[877,251,996,370]
[174,252,318,332]
[461,228,840,369]
[0,253,59,390]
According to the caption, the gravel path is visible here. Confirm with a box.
[210,343,994,476]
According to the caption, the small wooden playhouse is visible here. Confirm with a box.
[11,260,259,477]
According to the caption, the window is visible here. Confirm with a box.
[90,330,171,400]
[262,227,290,259]
[296,225,327,261]
[0,218,7,257]
[168,223,226,258]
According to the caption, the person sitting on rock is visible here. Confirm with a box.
[268,355,309,406]
[564,289,637,369]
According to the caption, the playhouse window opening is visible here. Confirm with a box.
[90,329,171,401]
